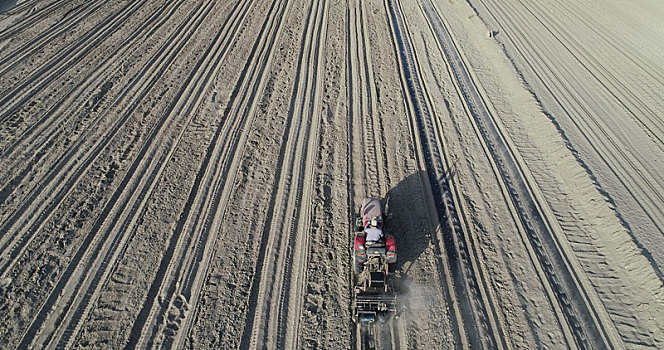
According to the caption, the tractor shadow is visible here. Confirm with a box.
[383,167,463,328]
[384,167,456,275]
[383,171,431,273]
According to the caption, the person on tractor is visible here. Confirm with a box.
[364,218,383,244]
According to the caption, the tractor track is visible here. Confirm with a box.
[472,0,664,262]
[44,0,248,347]
[0,0,181,207]
[347,0,407,348]
[534,0,664,227]
[542,0,664,89]
[419,0,624,348]
[458,0,664,346]
[239,0,327,347]
[347,0,388,198]
[0,0,152,128]
[0,0,229,347]
[0,0,83,42]
[519,0,664,146]
[0,0,215,283]
[386,0,508,348]
[118,0,295,347]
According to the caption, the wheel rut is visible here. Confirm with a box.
[239,0,327,347]
[0,1,229,347]
[418,0,623,348]
[120,0,292,347]
[386,0,508,347]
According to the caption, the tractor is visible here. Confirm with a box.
[352,197,398,324]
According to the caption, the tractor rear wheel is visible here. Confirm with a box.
[353,256,363,274]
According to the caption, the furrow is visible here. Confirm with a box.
[139,0,267,347]
[0,0,149,124]
[123,0,292,347]
[0,0,61,19]
[294,0,351,345]
[0,0,215,290]
[0,0,181,205]
[281,2,328,347]
[45,0,245,347]
[242,0,326,347]
[0,0,104,74]
[0,0,76,41]
[419,0,624,348]
[346,3,360,348]
[166,2,265,347]
[11,1,220,348]
[386,0,504,347]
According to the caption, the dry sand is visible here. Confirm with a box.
[0,0,662,348]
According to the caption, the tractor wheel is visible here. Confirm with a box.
[354,216,364,232]
[388,262,396,273]
[354,257,363,274]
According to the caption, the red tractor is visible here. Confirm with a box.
[352,197,397,323]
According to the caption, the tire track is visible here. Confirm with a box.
[347,0,405,347]
[0,0,149,125]
[0,0,181,205]
[348,0,387,197]
[10,1,222,348]
[0,0,78,41]
[240,0,327,348]
[42,1,247,347]
[122,0,295,347]
[419,0,624,348]
[386,0,505,347]
[0,0,210,276]
[474,0,664,255]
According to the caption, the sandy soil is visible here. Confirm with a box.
[0,0,662,348]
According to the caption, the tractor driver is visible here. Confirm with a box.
[364,218,383,243]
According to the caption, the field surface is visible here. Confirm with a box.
[0,0,663,348]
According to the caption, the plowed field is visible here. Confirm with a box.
[1,0,662,348]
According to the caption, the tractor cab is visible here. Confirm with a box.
[353,197,397,274]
